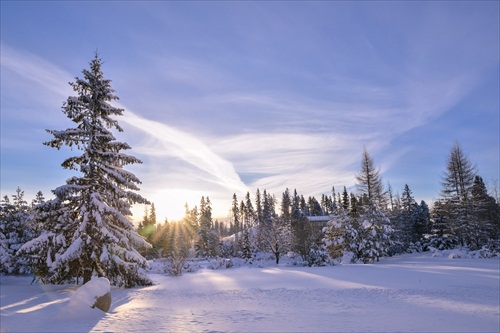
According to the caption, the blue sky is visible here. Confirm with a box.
[1,1,498,221]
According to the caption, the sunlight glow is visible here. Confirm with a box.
[131,188,206,223]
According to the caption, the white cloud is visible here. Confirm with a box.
[0,44,73,101]
[119,109,249,195]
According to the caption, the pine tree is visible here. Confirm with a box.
[280,188,292,223]
[195,197,219,258]
[440,142,477,247]
[428,200,459,250]
[398,184,416,249]
[342,187,349,212]
[355,148,385,208]
[469,176,499,249]
[349,193,359,217]
[0,188,34,274]
[243,191,255,229]
[231,194,240,255]
[19,54,151,287]
[387,182,394,211]
[409,200,431,250]
[323,209,360,263]
[258,190,290,264]
[31,191,45,208]
[357,206,394,263]
[138,203,158,259]
[255,189,263,227]
[165,221,191,276]
[442,142,476,202]
[241,229,253,262]
[308,196,323,216]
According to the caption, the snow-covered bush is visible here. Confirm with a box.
[306,247,329,267]
[323,207,393,264]
[207,258,234,270]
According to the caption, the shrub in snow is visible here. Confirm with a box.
[306,247,329,267]
[208,258,234,270]
[428,245,499,259]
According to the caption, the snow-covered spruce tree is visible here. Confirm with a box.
[240,228,253,262]
[19,54,151,287]
[323,208,352,263]
[349,148,394,262]
[426,199,459,250]
[357,206,394,262]
[469,176,500,250]
[0,188,35,275]
[324,205,393,264]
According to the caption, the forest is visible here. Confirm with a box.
[1,55,499,287]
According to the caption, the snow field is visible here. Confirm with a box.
[1,253,499,332]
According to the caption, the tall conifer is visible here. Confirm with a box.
[20,54,151,287]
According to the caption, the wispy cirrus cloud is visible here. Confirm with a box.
[1,44,73,104]
[120,109,248,195]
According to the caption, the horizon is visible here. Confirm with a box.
[1,1,498,222]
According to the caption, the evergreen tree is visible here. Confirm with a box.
[138,203,158,258]
[357,206,394,262]
[149,203,157,230]
[387,182,394,211]
[255,188,263,227]
[19,54,151,287]
[195,197,219,258]
[349,193,359,217]
[439,142,477,247]
[31,191,46,208]
[410,200,431,249]
[441,141,476,202]
[243,191,255,229]
[241,229,253,262]
[399,184,416,248]
[280,188,292,223]
[165,221,191,276]
[320,194,334,215]
[258,190,290,264]
[0,188,34,274]
[183,203,199,249]
[428,200,459,250]
[469,176,499,249]
[231,194,240,255]
[308,196,323,216]
[299,195,308,215]
[324,209,359,262]
[342,187,350,212]
[355,148,385,208]
[325,201,393,263]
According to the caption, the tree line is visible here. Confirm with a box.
[1,55,498,286]
[135,143,498,270]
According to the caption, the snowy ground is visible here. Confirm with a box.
[1,253,499,332]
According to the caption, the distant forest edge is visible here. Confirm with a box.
[1,55,498,287]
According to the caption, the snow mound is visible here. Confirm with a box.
[67,277,111,313]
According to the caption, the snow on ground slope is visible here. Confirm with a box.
[1,253,499,332]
